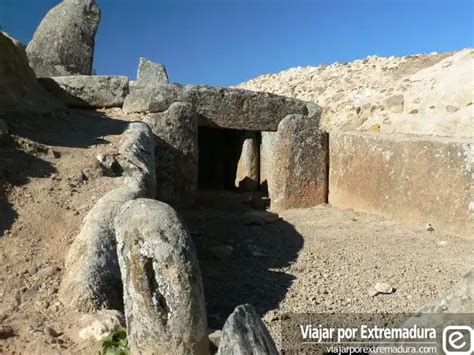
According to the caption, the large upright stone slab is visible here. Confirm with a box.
[144,102,198,206]
[137,57,169,85]
[26,0,101,77]
[39,75,129,108]
[235,132,260,191]
[267,112,329,210]
[115,199,209,355]
[0,32,63,113]
[124,84,308,131]
[329,131,473,237]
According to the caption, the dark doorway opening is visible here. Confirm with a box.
[198,126,247,190]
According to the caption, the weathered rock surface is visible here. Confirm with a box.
[26,0,101,77]
[124,84,308,130]
[268,112,329,210]
[59,122,156,311]
[329,131,474,237]
[217,304,278,355]
[189,85,308,131]
[144,102,198,206]
[259,131,276,193]
[0,32,63,113]
[137,57,169,85]
[115,199,209,355]
[123,83,185,113]
[235,132,260,191]
[39,76,129,108]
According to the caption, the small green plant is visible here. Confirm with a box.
[98,328,130,355]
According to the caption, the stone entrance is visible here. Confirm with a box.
[198,127,261,192]
[138,85,328,210]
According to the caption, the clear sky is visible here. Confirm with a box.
[1,0,473,86]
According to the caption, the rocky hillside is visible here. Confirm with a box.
[237,49,474,138]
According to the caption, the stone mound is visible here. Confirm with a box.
[237,49,474,138]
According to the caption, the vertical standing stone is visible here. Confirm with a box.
[235,132,260,192]
[144,102,198,206]
[26,0,101,77]
[269,112,328,210]
[115,199,209,355]
[137,57,169,85]
[259,131,277,195]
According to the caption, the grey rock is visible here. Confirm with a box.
[115,199,209,355]
[123,83,186,113]
[188,85,308,131]
[96,153,123,177]
[124,84,308,131]
[268,113,329,210]
[39,76,129,108]
[137,57,169,85]
[208,330,223,348]
[235,132,259,192]
[259,131,277,193]
[0,119,8,145]
[26,0,101,77]
[369,282,394,297]
[144,102,198,206]
[59,122,156,312]
[217,304,278,355]
[209,245,234,259]
[0,32,64,113]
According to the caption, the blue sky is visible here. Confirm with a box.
[1,0,473,86]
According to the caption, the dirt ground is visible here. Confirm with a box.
[0,112,472,354]
[0,109,134,354]
[184,190,474,348]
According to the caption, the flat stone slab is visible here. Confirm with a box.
[40,75,129,108]
[123,84,308,131]
[329,131,473,237]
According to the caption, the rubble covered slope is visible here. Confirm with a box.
[237,48,474,138]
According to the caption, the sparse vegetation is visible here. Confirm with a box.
[98,328,130,355]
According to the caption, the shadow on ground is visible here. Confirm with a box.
[181,190,304,329]
[0,109,130,235]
